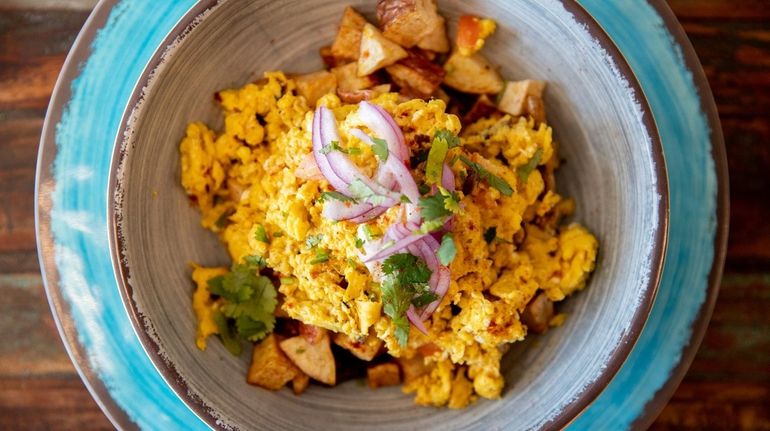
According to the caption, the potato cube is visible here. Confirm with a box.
[331,62,377,92]
[337,84,392,104]
[333,332,383,361]
[396,355,428,384]
[497,79,547,118]
[376,0,440,48]
[356,299,382,333]
[294,70,337,107]
[386,53,444,98]
[367,362,401,388]
[246,334,299,390]
[442,51,504,94]
[417,13,449,53]
[279,332,336,385]
[331,7,369,61]
[358,23,408,76]
[521,291,554,334]
[292,372,310,395]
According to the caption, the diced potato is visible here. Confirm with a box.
[443,51,504,94]
[386,53,445,98]
[331,62,377,92]
[367,362,401,388]
[358,23,408,76]
[497,79,547,120]
[294,70,337,107]
[246,334,299,390]
[331,6,369,61]
[456,15,496,56]
[521,291,554,334]
[298,322,328,344]
[417,13,449,53]
[376,0,440,48]
[333,332,383,361]
[447,367,475,409]
[396,355,428,384]
[338,84,392,104]
[279,332,336,385]
[292,372,310,395]
[319,46,342,68]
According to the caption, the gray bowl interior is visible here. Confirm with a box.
[113,0,666,429]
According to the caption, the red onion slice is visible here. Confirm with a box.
[407,306,429,335]
[322,199,388,223]
[363,231,429,263]
[358,101,408,163]
[311,108,349,191]
[442,163,455,192]
[420,266,450,319]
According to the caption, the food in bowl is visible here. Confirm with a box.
[179,1,598,408]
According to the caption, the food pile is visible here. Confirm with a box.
[180,0,598,408]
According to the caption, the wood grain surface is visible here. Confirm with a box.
[0,1,768,429]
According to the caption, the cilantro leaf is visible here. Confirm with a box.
[349,179,389,205]
[380,253,435,347]
[418,190,461,222]
[484,227,497,244]
[212,311,242,356]
[319,191,357,203]
[370,137,389,162]
[355,238,365,248]
[400,194,412,204]
[347,146,362,155]
[320,140,345,155]
[418,217,449,234]
[458,155,513,196]
[437,235,457,266]
[425,133,449,185]
[243,254,267,268]
[434,129,461,148]
[516,148,544,183]
[254,224,269,243]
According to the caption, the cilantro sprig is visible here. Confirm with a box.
[458,155,513,196]
[425,129,460,185]
[380,253,438,347]
[418,187,461,233]
[206,256,277,355]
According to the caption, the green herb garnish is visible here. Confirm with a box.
[516,148,544,183]
[425,130,459,186]
[305,234,324,249]
[437,235,457,266]
[319,191,357,204]
[254,224,269,243]
[309,248,330,264]
[212,311,242,356]
[380,253,437,347]
[349,179,389,205]
[370,137,389,162]
[458,155,513,196]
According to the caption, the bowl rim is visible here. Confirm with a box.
[105,1,669,429]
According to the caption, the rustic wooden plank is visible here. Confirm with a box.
[668,0,770,20]
[0,377,113,430]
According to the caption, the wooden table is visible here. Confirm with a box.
[0,1,768,429]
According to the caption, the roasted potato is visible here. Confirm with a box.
[331,62,378,92]
[376,0,440,48]
[294,70,337,107]
[463,94,499,124]
[396,354,428,384]
[279,332,336,385]
[246,334,299,390]
[521,291,554,334]
[331,6,369,61]
[497,79,546,120]
[416,13,449,53]
[386,52,445,98]
[443,51,504,94]
[292,372,311,395]
[358,23,408,76]
[320,46,342,68]
[338,83,392,104]
[333,332,383,361]
[367,362,401,388]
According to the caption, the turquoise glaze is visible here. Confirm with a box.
[45,0,718,429]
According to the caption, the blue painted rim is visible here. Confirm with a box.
[35,0,727,430]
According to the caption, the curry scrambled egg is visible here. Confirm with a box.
[181,72,598,408]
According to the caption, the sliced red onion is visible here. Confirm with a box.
[407,306,429,335]
[442,163,455,192]
[420,266,450,319]
[322,199,388,223]
[358,101,408,162]
[311,108,348,191]
[363,231,429,263]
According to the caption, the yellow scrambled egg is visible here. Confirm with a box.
[180,72,598,408]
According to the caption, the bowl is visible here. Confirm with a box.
[108,0,668,429]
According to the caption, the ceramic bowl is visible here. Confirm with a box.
[108,0,668,429]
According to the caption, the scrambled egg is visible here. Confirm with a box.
[180,72,598,408]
